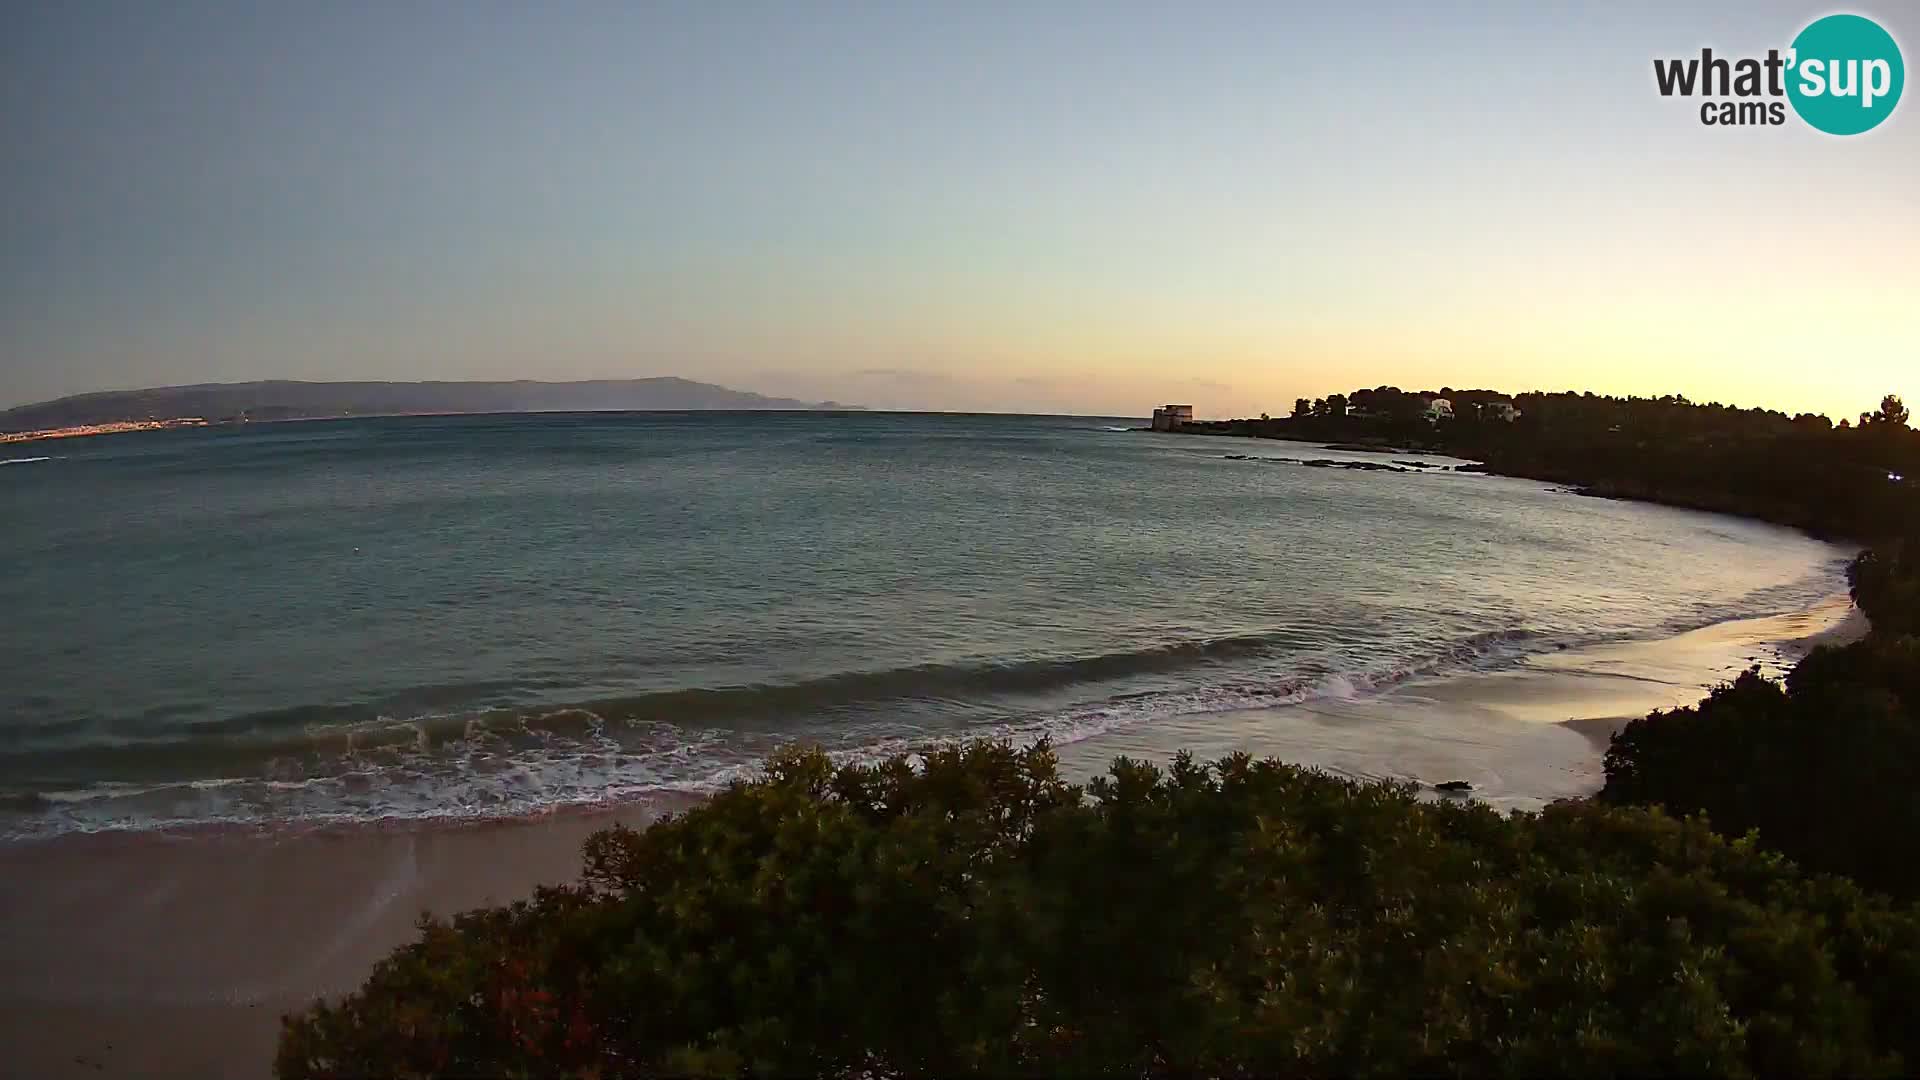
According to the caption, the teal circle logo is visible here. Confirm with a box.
[1787,14,1904,135]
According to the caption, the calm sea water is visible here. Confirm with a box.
[0,411,1847,835]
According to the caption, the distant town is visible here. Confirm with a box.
[0,418,210,444]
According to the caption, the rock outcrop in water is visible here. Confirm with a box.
[1221,454,1411,473]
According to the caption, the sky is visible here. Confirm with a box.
[2,1,1915,420]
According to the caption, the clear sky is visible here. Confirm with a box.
[3,1,1915,419]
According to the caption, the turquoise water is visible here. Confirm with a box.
[0,411,1846,834]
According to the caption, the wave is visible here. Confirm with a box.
[0,672,1340,838]
[0,456,52,466]
[0,626,1554,837]
[6,627,1526,770]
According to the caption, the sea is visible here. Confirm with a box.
[0,411,1850,837]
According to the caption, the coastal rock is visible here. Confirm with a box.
[1435,780,1473,793]
[1302,459,1405,472]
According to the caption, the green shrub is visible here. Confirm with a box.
[1849,542,1920,636]
[1601,636,1920,901]
[280,740,1920,1078]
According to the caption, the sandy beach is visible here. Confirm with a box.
[0,798,693,1079]
[0,594,1866,1079]
[1061,592,1865,811]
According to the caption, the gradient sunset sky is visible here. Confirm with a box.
[3,1,1915,419]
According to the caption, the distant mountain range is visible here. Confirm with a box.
[0,379,858,432]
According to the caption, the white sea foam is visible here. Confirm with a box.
[1,632,1556,839]
[0,456,52,466]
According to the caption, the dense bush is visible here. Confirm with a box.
[1600,636,1920,900]
[1849,540,1920,636]
[1601,535,1920,900]
[280,741,1920,1078]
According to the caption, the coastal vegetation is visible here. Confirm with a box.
[1184,388,1918,539]
[1598,538,1920,901]
[1599,629,1920,900]
[279,390,1920,1078]
[278,743,1920,1079]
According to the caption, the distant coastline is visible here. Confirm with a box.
[0,377,862,439]
[0,407,869,446]
[0,418,210,445]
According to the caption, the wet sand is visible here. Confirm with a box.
[1058,592,1866,811]
[0,594,1866,1078]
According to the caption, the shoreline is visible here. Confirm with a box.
[1058,591,1864,812]
[0,591,1866,1079]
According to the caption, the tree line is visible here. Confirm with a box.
[1191,389,1917,538]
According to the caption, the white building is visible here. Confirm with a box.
[1481,402,1520,422]
[1424,398,1454,421]
[1151,404,1195,431]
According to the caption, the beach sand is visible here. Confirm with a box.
[1060,592,1865,812]
[0,799,691,1079]
[0,594,1866,1078]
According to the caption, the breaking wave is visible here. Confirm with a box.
[0,626,1547,838]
